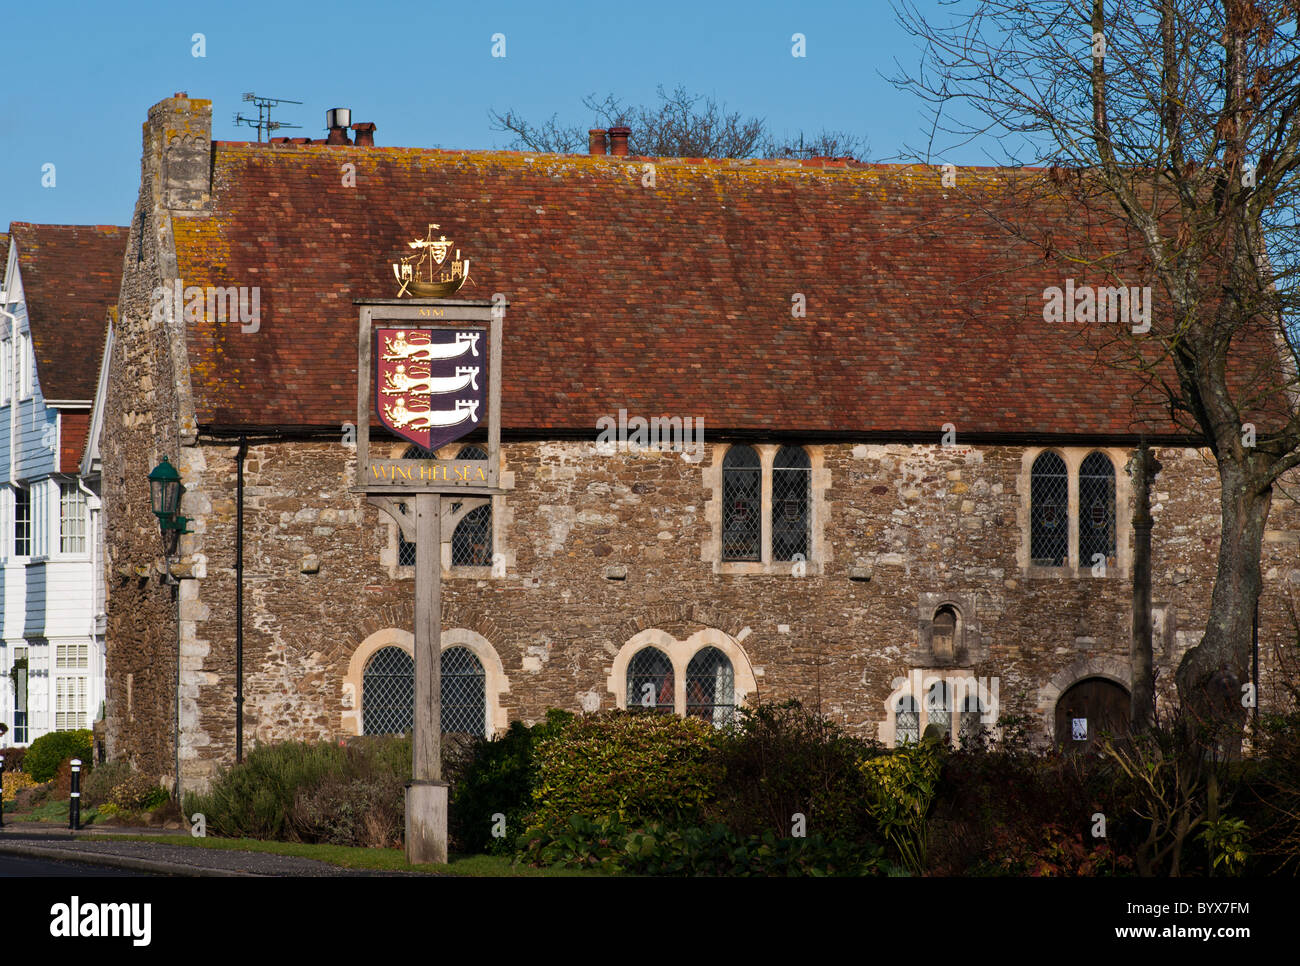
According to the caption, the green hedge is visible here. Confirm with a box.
[25,730,92,782]
[527,710,724,832]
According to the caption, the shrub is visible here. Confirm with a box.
[184,736,411,842]
[527,711,723,832]
[2,771,35,803]
[25,730,92,782]
[0,747,27,774]
[82,760,133,809]
[110,774,170,812]
[859,738,945,874]
[518,814,888,876]
[706,700,883,844]
[290,773,405,847]
[449,710,572,855]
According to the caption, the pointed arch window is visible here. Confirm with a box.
[1079,451,1116,567]
[895,694,920,746]
[722,445,761,561]
[362,646,414,736]
[771,446,810,562]
[925,680,951,741]
[441,646,486,737]
[685,646,735,727]
[626,646,675,713]
[1030,451,1068,566]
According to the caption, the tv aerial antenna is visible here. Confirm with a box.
[233,93,303,142]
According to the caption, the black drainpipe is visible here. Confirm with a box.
[236,435,247,762]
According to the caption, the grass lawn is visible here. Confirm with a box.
[2,799,101,824]
[79,833,609,877]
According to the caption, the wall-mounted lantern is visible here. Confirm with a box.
[149,456,191,536]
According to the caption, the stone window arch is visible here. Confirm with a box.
[771,445,810,562]
[609,628,757,726]
[931,605,958,662]
[1079,451,1117,568]
[1031,450,1069,565]
[449,445,492,567]
[894,693,920,746]
[344,627,511,737]
[882,672,998,749]
[722,445,762,561]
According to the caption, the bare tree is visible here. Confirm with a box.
[490,85,869,160]
[890,0,1300,748]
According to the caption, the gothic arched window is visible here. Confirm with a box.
[1030,451,1068,565]
[685,646,735,727]
[771,446,810,562]
[451,445,492,566]
[895,694,920,746]
[362,646,414,735]
[1079,451,1116,567]
[722,445,761,561]
[626,646,675,713]
[441,646,487,737]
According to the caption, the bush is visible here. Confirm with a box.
[518,814,888,876]
[0,747,27,774]
[109,774,170,812]
[527,711,723,832]
[706,700,883,844]
[184,736,411,842]
[82,760,133,809]
[290,773,405,847]
[25,730,92,782]
[449,710,572,855]
[2,771,35,803]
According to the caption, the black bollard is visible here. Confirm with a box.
[69,759,81,831]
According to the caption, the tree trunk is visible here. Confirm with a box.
[1174,459,1272,753]
[1131,444,1159,733]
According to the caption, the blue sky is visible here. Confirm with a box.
[0,0,979,227]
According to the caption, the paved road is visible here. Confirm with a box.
[0,853,150,876]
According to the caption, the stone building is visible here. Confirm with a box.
[0,223,123,745]
[100,93,1299,793]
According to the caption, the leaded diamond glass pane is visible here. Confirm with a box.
[772,445,810,562]
[1079,451,1116,566]
[441,646,486,736]
[451,505,492,566]
[363,646,413,735]
[685,646,734,727]
[959,691,985,746]
[1031,451,1068,565]
[926,680,951,739]
[396,501,417,566]
[627,647,674,713]
[723,446,761,562]
[404,444,435,460]
[896,694,920,746]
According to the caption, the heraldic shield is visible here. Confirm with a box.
[376,327,487,451]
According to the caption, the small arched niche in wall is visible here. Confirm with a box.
[913,593,983,667]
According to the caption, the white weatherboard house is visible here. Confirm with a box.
[0,225,124,747]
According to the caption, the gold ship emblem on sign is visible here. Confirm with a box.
[392,223,473,298]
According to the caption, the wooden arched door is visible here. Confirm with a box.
[1055,677,1130,751]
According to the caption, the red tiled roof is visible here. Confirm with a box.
[8,224,126,402]
[60,410,90,474]
[172,146,1181,437]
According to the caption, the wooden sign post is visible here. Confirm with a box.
[355,296,504,864]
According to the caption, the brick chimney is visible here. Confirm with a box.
[144,93,213,213]
[351,122,376,147]
[608,126,631,157]
[588,129,608,155]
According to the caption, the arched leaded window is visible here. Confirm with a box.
[1079,451,1116,567]
[362,646,414,735]
[771,445,810,562]
[685,646,735,727]
[396,444,430,567]
[451,445,492,567]
[895,694,920,746]
[722,445,761,561]
[626,646,674,713]
[441,646,486,736]
[1030,451,1068,565]
[958,690,985,747]
[925,680,951,740]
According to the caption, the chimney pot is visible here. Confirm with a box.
[173,91,188,99]
[608,126,631,157]
[326,107,353,144]
[588,129,608,156]
[351,121,376,147]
